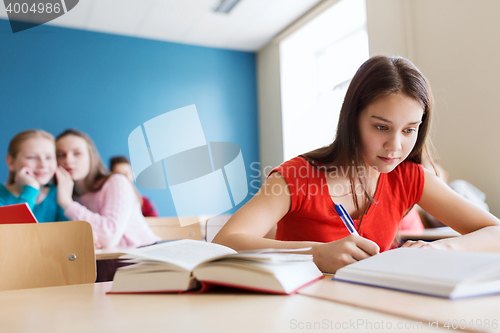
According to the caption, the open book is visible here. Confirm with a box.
[108,240,323,295]
[333,248,500,299]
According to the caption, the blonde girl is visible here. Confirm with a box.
[1,130,66,222]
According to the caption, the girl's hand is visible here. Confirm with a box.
[55,166,74,210]
[312,234,380,273]
[15,166,40,190]
[400,239,450,250]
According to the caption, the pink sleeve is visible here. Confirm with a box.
[64,175,137,248]
[399,208,424,231]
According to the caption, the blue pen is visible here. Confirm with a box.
[334,204,359,236]
[339,204,356,229]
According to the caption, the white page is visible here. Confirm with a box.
[336,248,500,284]
[220,253,313,262]
[239,247,312,254]
[123,240,237,271]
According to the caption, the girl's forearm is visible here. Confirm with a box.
[212,232,318,254]
[435,226,500,252]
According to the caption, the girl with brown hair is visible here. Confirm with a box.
[55,129,159,249]
[213,56,500,273]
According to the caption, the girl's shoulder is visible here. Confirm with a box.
[101,173,133,191]
[391,160,424,179]
[0,184,12,201]
[268,156,311,177]
[387,161,425,204]
[0,183,8,195]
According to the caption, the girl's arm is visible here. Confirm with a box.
[403,169,500,251]
[4,166,42,209]
[63,175,137,248]
[15,185,39,209]
[213,172,379,273]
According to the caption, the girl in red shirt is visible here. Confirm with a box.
[213,56,500,273]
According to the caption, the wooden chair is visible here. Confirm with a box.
[0,221,96,291]
[144,217,203,241]
[205,214,232,243]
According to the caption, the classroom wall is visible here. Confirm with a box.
[367,0,500,217]
[257,41,283,184]
[0,19,259,217]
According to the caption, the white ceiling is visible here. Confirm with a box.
[0,0,321,51]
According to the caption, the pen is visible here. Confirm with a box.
[334,204,359,236]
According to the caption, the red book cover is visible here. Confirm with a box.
[0,203,38,224]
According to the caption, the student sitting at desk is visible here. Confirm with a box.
[0,130,66,222]
[54,129,160,249]
[213,55,500,273]
[109,155,159,217]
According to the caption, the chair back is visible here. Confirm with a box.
[145,217,203,241]
[205,214,232,243]
[0,221,96,291]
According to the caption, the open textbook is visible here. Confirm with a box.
[333,248,500,299]
[108,240,323,295]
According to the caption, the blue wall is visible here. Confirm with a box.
[0,19,259,216]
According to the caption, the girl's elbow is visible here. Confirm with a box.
[95,231,123,248]
[211,232,228,246]
[212,230,240,249]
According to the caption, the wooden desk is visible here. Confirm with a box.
[299,278,500,333]
[0,282,448,333]
[95,247,134,260]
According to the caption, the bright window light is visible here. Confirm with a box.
[280,0,369,161]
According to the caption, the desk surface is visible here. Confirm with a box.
[299,278,500,333]
[95,247,134,260]
[0,281,450,333]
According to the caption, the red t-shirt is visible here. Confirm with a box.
[270,157,425,252]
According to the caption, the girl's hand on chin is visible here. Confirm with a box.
[55,166,75,210]
[313,234,380,273]
[15,166,40,190]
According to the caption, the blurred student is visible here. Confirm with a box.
[109,156,159,217]
[55,129,160,249]
[1,130,66,222]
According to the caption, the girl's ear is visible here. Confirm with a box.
[6,155,15,172]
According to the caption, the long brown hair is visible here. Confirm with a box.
[7,130,55,185]
[56,129,110,193]
[302,55,435,216]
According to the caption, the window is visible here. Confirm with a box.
[280,0,369,160]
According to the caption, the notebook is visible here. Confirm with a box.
[333,247,500,299]
[0,203,38,224]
